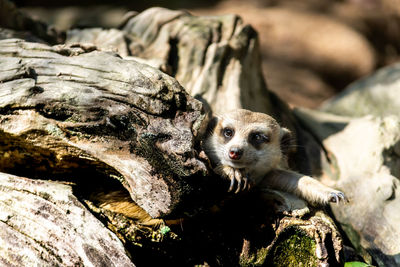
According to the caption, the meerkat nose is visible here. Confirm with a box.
[229,147,243,160]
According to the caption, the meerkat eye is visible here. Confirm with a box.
[250,132,270,145]
[222,128,234,139]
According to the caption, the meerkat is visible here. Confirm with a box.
[203,109,347,205]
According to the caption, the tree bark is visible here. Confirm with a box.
[0,172,134,266]
[0,38,208,218]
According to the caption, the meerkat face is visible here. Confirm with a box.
[204,109,292,178]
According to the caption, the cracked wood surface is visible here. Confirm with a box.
[68,7,282,118]
[123,7,274,117]
[0,38,208,218]
[0,172,134,266]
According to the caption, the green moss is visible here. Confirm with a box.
[255,247,270,265]
[239,228,319,266]
[239,246,269,266]
[267,229,318,267]
[344,262,372,267]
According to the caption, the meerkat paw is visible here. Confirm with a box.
[328,191,349,204]
[303,189,348,205]
[214,165,250,193]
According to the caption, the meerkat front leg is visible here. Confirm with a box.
[260,169,348,205]
[214,165,250,193]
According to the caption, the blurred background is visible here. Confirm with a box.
[12,0,400,108]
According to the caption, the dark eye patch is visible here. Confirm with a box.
[249,132,270,148]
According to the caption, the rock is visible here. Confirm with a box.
[0,172,134,266]
[321,62,400,118]
[324,116,400,266]
[295,107,400,266]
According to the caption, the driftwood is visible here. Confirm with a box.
[0,2,346,266]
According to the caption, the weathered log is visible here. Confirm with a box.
[0,172,134,266]
[0,38,208,218]
[122,7,282,119]
[67,28,130,57]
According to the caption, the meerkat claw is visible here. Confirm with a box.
[228,178,235,192]
[234,169,243,193]
[338,192,349,203]
[329,191,348,204]
[235,180,242,194]
[242,176,248,191]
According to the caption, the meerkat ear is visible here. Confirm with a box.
[280,127,293,156]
